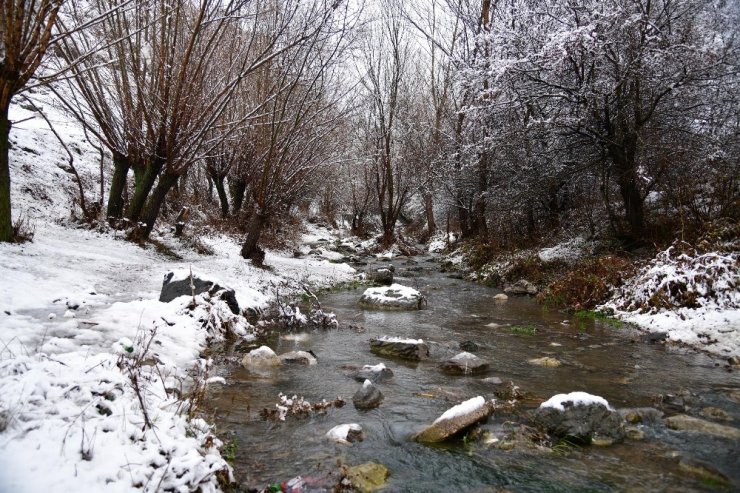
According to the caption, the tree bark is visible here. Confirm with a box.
[0,104,12,242]
[424,192,436,235]
[106,151,129,222]
[213,174,229,218]
[127,159,163,222]
[131,172,179,241]
[240,211,266,259]
[230,178,247,213]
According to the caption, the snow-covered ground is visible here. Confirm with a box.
[603,246,739,359]
[1,92,356,492]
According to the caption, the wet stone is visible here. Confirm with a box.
[353,381,384,410]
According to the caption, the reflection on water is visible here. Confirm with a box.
[207,258,740,492]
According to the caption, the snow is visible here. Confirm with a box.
[376,336,424,344]
[325,423,362,442]
[538,237,589,263]
[363,379,372,388]
[250,346,278,358]
[0,220,356,492]
[602,246,739,357]
[361,284,422,304]
[433,396,487,424]
[539,392,613,411]
[362,363,387,372]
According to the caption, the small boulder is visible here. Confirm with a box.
[459,340,479,352]
[367,268,393,286]
[440,352,489,375]
[279,350,317,365]
[664,414,740,439]
[413,396,494,443]
[493,293,508,301]
[370,336,429,361]
[531,392,625,444]
[242,346,281,368]
[359,284,425,310]
[504,279,538,296]
[350,363,394,383]
[160,271,240,314]
[619,407,664,424]
[528,357,562,368]
[346,462,390,493]
[353,380,384,410]
[326,423,364,444]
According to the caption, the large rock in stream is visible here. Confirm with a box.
[347,363,394,383]
[504,279,538,296]
[359,284,425,310]
[279,350,317,365]
[531,392,625,445]
[440,352,489,375]
[413,396,494,443]
[353,380,384,410]
[346,462,390,493]
[370,336,429,361]
[366,268,394,286]
[242,346,281,368]
[159,271,240,314]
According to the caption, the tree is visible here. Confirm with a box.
[0,0,63,241]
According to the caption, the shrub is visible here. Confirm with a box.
[540,256,635,310]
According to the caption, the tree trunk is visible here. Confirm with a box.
[424,192,436,236]
[0,104,13,242]
[230,178,247,213]
[106,151,129,222]
[213,174,229,218]
[617,163,644,241]
[131,172,179,241]
[458,201,471,240]
[127,159,163,222]
[240,211,266,260]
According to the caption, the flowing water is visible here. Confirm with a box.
[207,257,740,492]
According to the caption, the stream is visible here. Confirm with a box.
[207,256,740,492]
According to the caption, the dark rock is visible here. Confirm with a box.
[619,407,664,424]
[159,271,239,314]
[349,363,394,383]
[459,340,479,352]
[367,268,393,286]
[440,352,489,375]
[504,279,538,296]
[413,397,494,443]
[647,332,668,343]
[359,285,425,310]
[532,401,625,444]
[279,350,317,365]
[370,338,429,361]
[353,381,384,410]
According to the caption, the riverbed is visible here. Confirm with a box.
[207,256,740,492]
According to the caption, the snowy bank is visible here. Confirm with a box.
[602,246,739,358]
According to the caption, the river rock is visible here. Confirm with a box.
[440,352,489,375]
[370,336,429,361]
[531,392,625,444]
[279,350,317,365]
[528,356,562,368]
[242,346,281,368]
[678,456,732,487]
[413,396,494,443]
[359,284,425,310]
[493,293,509,301]
[346,462,390,493]
[326,423,364,444]
[350,363,394,383]
[664,414,740,439]
[504,279,538,296]
[353,380,384,410]
[160,271,240,314]
[367,268,393,286]
[619,407,664,424]
[459,340,479,352]
[699,406,731,421]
